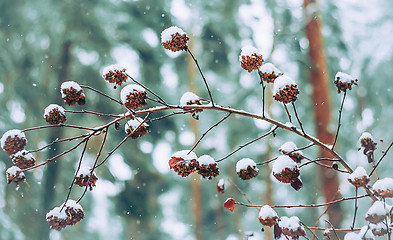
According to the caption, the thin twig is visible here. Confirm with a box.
[301,156,349,173]
[28,133,89,153]
[324,220,341,240]
[22,123,97,132]
[61,138,89,211]
[369,140,393,177]
[227,178,260,211]
[216,126,278,162]
[332,91,346,150]
[256,156,278,166]
[148,111,192,122]
[283,103,292,123]
[351,187,358,230]
[188,113,231,154]
[187,48,215,107]
[80,84,123,105]
[302,223,320,240]
[292,102,306,136]
[257,70,266,117]
[65,110,120,118]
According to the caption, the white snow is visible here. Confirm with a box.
[197,155,216,166]
[124,117,148,133]
[369,222,387,232]
[102,64,124,76]
[284,122,294,128]
[335,72,355,83]
[359,132,374,141]
[6,166,24,178]
[348,166,367,181]
[171,150,197,161]
[44,104,65,118]
[161,26,186,43]
[78,166,91,176]
[278,216,302,231]
[180,92,200,105]
[272,155,297,174]
[13,150,34,160]
[373,178,393,192]
[258,205,278,219]
[1,129,26,149]
[60,81,81,98]
[217,178,225,188]
[236,158,257,172]
[344,232,361,240]
[239,46,261,60]
[46,207,67,220]
[65,200,83,210]
[260,63,281,74]
[273,75,296,94]
[359,226,375,240]
[365,201,391,217]
[279,141,297,153]
[120,84,145,104]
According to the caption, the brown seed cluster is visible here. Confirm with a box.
[125,124,149,139]
[12,151,36,169]
[74,172,98,191]
[273,85,300,104]
[348,175,370,187]
[360,137,377,163]
[237,166,259,180]
[169,157,199,177]
[273,167,300,183]
[197,163,220,180]
[45,108,67,125]
[334,79,358,93]
[258,71,283,83]
[65,207,84,225]
[124,90,147,110]
[3,135,27,155]
[365,213,387,224]
[371,224,388,236]
[62,87,86,106]
[279,150,304,163]
[6,169,25,184]
[240,53,264,72]
[103,68,128,88]
[281,226,306,240]
[162,32,189,52]
[47,215,67,231]
[46,205,84,230]
[258,216,278,227]
[373,189,393,198]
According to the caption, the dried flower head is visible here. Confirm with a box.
[46,207,68,230]
[197,155,219,179]
[6,166,26,184]
[272,155,300,184]
[347,167,370,187]
[273,75,300,104]
[60,81,85,106]
[278,216,306,239]
[12,150,36,169]
[63,200,84,225]
[44,104,66,125]
[102,64,128,88]
[180,92,202,105]
[258,205,279,227]
[124,117,149,139]
[1,129,27,155]
[372,178,393,198]
[120,84,147,110]
[74,168,98,191]
[370,222,388,237]
[161,26,189,52]
[365,201,391,224]
[216,178,225,193]
[259,63,283,83]
[359,132,377,163]
[334,72,358,93]
[239,46,264,72]
[236,158,259,180]
[169,150,199,177]
[278,141,304,163]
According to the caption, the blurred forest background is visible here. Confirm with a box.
[1,0,393,239]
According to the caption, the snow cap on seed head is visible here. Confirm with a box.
[236,158,257,172]
[60,81,81,98]
[239,46,261,60]
[273,75,296,95]
[1,129,26,150]
[102,64,125,76]
[180,92,200,105]
[120,84,145,104]
[161,26,186,43]
[272,155,297,174]
[197,155,216,166]
[171,150,197,161]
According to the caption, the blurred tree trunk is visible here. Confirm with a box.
[39,41,72,239]
[303,0,342,227]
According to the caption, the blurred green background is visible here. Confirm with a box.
[1,0,393,239]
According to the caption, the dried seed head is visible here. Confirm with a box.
[239,46,264,72]
[365,201,391,224]
[273,75,299,104]
[347,167,370,187]
[60,81,85,106]
[216,178,225,193]
[44,104,66,125]
[272,155,300,183]
[180,92,202,105]
[359,132,377,163]
[372,178,393,198]
[102,64,128,88]
[6,166,26,184]
[161,26,189,52]
[74,168,98,191]
[236,158,259,180]
[46,207,68,230]
[1,129,27,155]
[278,216,305,239]
[64,200,84,225]
[124,117,149,139]
[370,222,388,237]
[259,63,283,83]
[12,150,36,169]
[278,141,304,163]
[334,72,358,93]
[258,205,279,227]
[120,84,147,110]
[169,150,198,177]
[197,155,219,179]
